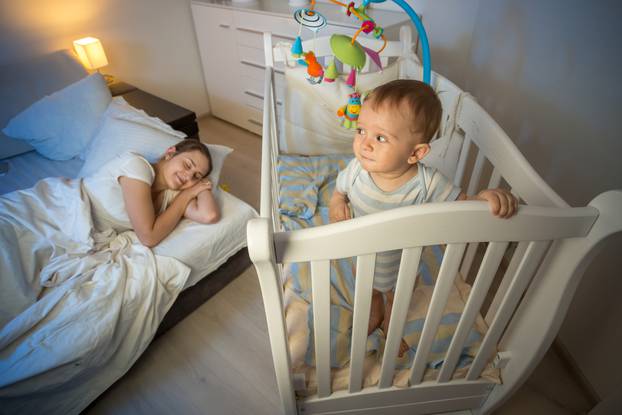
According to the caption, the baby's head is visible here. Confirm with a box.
[354,79,442,175]
[159,139,213,190]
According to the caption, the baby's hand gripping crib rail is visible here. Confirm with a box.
[247,31,622,415]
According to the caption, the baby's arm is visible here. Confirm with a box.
[329,190,351,223]
[184,180,220,224]
[458,188,518,218]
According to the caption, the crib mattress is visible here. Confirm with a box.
[0,150,256,290]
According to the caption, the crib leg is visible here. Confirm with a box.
[248,218,297,415]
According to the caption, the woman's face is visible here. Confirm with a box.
[161,149,210,190]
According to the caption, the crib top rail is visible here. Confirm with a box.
[273,201,598,264]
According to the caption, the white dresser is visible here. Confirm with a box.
[191,0,411,135]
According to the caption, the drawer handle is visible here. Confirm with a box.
[244,90,263,100]
[219,23,231,28]
[240,60,284,75]
[237,26,296,41]
[244,90,283,106]
[248,119,262,126]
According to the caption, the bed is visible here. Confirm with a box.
[246,26,622,414]
[0,50,256,414]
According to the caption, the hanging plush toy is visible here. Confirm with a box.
[337,92,362,129]
[303,51,324,84]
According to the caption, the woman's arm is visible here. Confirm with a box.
[119,177,209,247]
[184,186,220,224]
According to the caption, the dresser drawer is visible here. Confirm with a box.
[241,80,284,110]
[241,106,263,135]
[239,61,285,91]
[234,10,299,38]
[236,27,297,50]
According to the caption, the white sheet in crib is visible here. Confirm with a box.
[0,150,256,290]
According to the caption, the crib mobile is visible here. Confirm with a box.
[290,0,431,129]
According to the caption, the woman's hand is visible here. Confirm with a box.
[475,188,518,218]
[329,191,351,223]
[183,178,213,199]
[183,178,220,224]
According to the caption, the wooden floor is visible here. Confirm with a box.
[86,116,593,415]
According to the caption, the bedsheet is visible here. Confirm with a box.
[0,177,190,415]
[277,155,499,391]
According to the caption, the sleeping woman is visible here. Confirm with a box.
[83,139,220,247]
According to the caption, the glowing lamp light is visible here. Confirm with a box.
[73,37,108,71]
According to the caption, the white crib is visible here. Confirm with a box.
[246,26,622,415]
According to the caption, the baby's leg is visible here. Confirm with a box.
[368,289,384,335]
[382,290,410,357]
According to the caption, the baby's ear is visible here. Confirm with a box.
[408,143,430,164]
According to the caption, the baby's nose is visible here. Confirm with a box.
[363,136,375,149]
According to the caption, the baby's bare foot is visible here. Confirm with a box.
[382,292,410,357]
[368,290,384,335]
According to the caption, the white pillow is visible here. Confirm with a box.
[106,96,186,138]
[79,104,231,186]
[2,73,111,160]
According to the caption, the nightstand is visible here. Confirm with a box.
[109,82,199,139]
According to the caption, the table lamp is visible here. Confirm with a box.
[73,37,114,84]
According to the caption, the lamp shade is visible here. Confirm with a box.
[73,37,108,70]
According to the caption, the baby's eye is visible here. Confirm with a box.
[356,128,365,135]
[376,136,387,143]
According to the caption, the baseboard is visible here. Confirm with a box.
[552,338,600,406]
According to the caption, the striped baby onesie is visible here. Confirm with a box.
[335,158,462,292]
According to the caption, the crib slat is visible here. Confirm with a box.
[485,241,529,325]
[311,260,332,398]
[409,243,467,385]
[488,168,502,188]
[454,135,471,188]
[459,242,479,281]
[466,240,550,380]
[379,247,422,388]
[459,150,487,279]
[349,254,377,393]
[467,151,486,196]
[437,242,509,382]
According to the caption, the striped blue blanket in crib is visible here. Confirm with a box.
[277,155,484,370]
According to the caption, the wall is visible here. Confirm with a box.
[0,0,210,116]
[463,0,622,400]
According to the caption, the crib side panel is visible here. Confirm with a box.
[454,96,568,208]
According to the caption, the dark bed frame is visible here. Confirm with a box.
[155,247,251,338]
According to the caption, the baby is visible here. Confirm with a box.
[329,79,518,356]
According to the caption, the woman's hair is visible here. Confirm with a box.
[170,139,213,177]
[365,79,442,143]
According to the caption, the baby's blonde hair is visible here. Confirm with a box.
[365,79,442,143]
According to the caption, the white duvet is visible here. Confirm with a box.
[0,177,190,414]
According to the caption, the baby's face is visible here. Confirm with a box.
[353,102,421,176]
